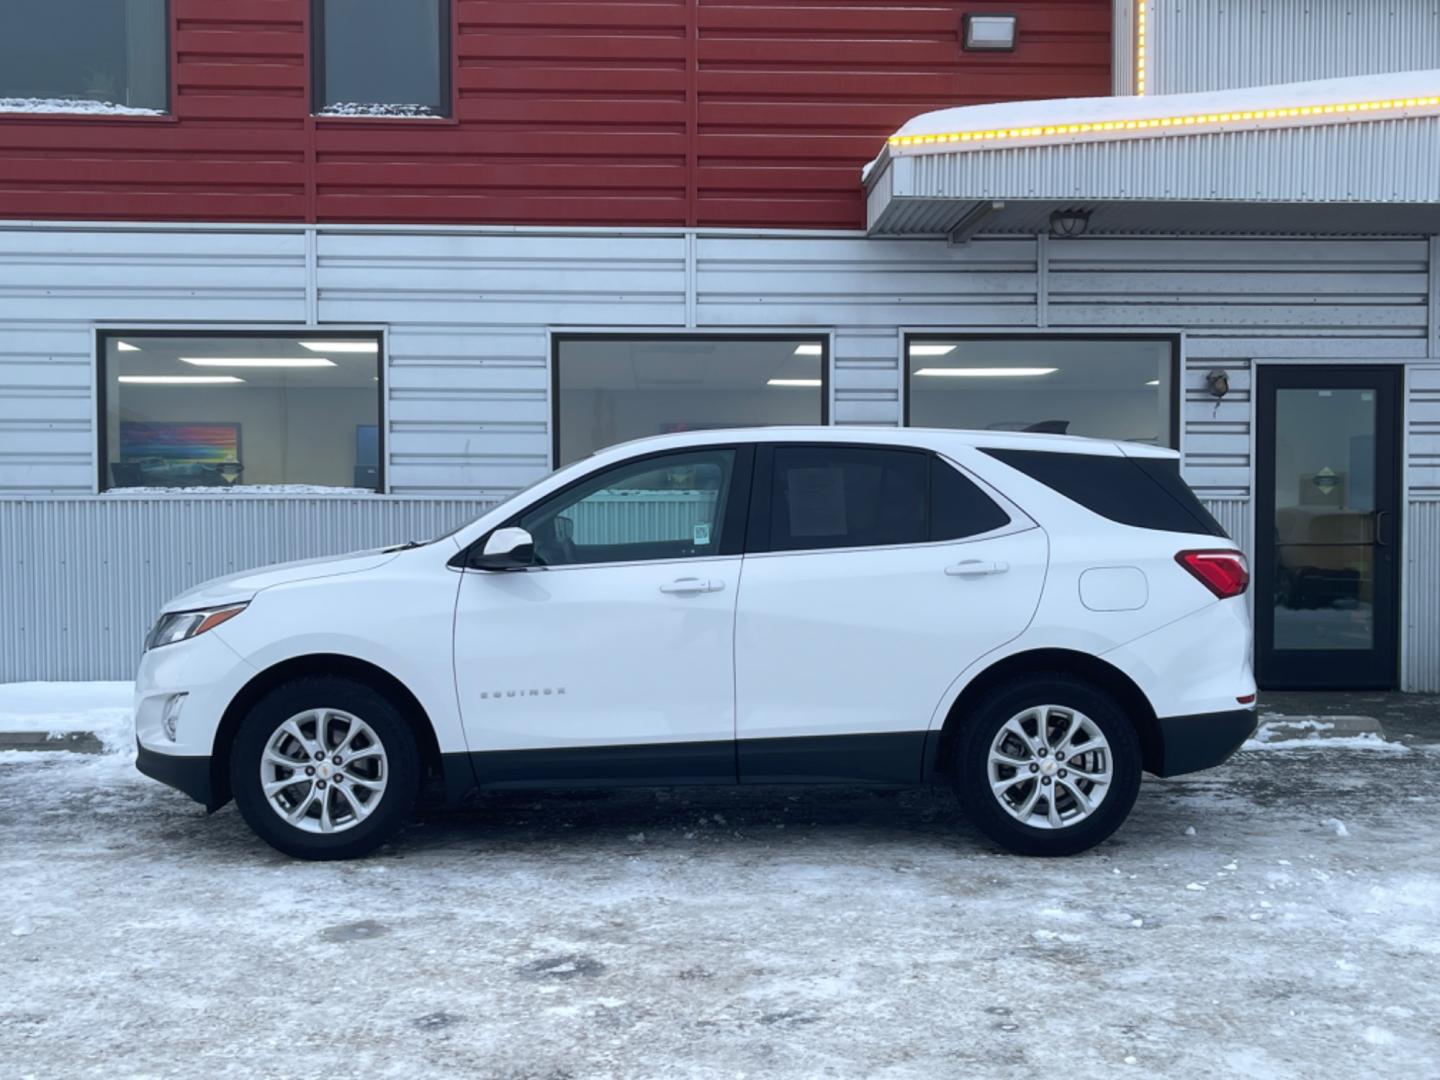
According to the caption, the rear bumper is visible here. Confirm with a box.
[1153,708,1257,777]
[136,739,217,811]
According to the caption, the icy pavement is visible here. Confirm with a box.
[3,736,1438,1079]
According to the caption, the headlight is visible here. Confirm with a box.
[145,604,247,650]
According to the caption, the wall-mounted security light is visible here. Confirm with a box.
[1050,208,1091,238]
[962,14,1017,52]
[1206,370,1231,398]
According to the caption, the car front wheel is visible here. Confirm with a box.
[230,677,420,860]
[953,675,1142,856]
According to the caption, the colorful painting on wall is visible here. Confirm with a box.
[119,421,240,465]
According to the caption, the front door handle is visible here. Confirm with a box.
[945,560,1009,577]
[659,577,725,595]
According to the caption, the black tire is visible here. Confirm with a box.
[230,676,420,860]
[952,674,1142,856]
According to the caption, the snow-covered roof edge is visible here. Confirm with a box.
[884,69,1440,158]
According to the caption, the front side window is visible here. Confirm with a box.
[554,336,827,466]
[314,0,450,117]
[0,0,167,115]
[907,337,1176,447]
[517,449,737,567]
[100,332,383,492]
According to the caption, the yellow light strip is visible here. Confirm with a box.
[887,95,1440,149]
[1135,0,1148,96]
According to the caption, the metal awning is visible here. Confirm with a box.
[865,71,1440,239]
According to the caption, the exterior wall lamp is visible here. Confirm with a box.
[1049,208,1091,238]
[962,14,1017,52]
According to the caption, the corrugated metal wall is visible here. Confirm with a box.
[0,0,1110,230]
[0,496,493,680]
[0,223,1437,687]
[1143,0,1440,96]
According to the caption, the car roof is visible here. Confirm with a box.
[592,425,1178,461]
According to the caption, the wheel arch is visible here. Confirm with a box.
[924,648,1162,781]
[208,653,450,811]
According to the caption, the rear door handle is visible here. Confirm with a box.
[945,560,1009,577]
[659,577,725,595]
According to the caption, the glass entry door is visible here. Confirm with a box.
[1255,366,1401,689]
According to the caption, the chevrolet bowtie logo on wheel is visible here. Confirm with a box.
[478,688,566,700]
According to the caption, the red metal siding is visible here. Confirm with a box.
[0,0,1110,229]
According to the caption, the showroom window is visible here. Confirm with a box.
[313,0,450,117]
[553,335,828,466]
[905,336,1178,447]
[0,0,168,114]
[99,331,384,492]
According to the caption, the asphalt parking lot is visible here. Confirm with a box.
[2,714,1438,1079]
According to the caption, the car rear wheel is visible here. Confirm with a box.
[231,677,420,860]
[953,675,1141,856]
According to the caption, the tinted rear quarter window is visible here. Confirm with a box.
[931,458,1010,539]
[983,448,1228,538]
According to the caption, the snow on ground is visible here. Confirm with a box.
[1244,715,1410,753]
[0,96,165,116]
[106,485,379,495]
[0,681,133,752]
[2,696,1438,1078]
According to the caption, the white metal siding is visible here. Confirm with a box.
[1145,0,1440,97]
[0,496,492,680]
[0,223,1436,688]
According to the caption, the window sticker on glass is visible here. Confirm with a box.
[693,523,711,546]
[786,467,848,537]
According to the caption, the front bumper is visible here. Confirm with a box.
[136,740,218,811]
[1152,708,1257,777]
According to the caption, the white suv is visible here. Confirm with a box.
[134,428,1255,860]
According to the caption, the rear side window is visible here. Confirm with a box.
[982,448,1228,538]
[765,446,1012,552]
[932,458,1011,540]
[769,447,927,551]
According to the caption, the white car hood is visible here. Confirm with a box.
[162,548,401,612]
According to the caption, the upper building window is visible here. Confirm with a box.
[313,0,451,118]
[100,332,384,493]
[553,336,829,467]
[905,336,1177,447]
[0,0,168,115]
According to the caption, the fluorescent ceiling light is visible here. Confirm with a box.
[1146,379,1160,386]
[908,344,957,357]
[118,375,244,384]
[299,340,378,353]
[115,341,140,352]
[181,357,336,368]
[914,367,1057,377]
[768,378,822,387]
[792,344,823,356]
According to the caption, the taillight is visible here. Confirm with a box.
[1176,549,1249,599]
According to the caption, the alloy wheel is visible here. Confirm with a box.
[259,708,388,835]
[986,704,1113,830]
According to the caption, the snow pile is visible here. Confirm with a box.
[0,96,164,116]
[1243,716,1407,753]
[107,484,378,495]
[886,68,1440,151]
[318,102,445,118]
[0,681,134,754]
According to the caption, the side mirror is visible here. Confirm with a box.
[470,526,534,571]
